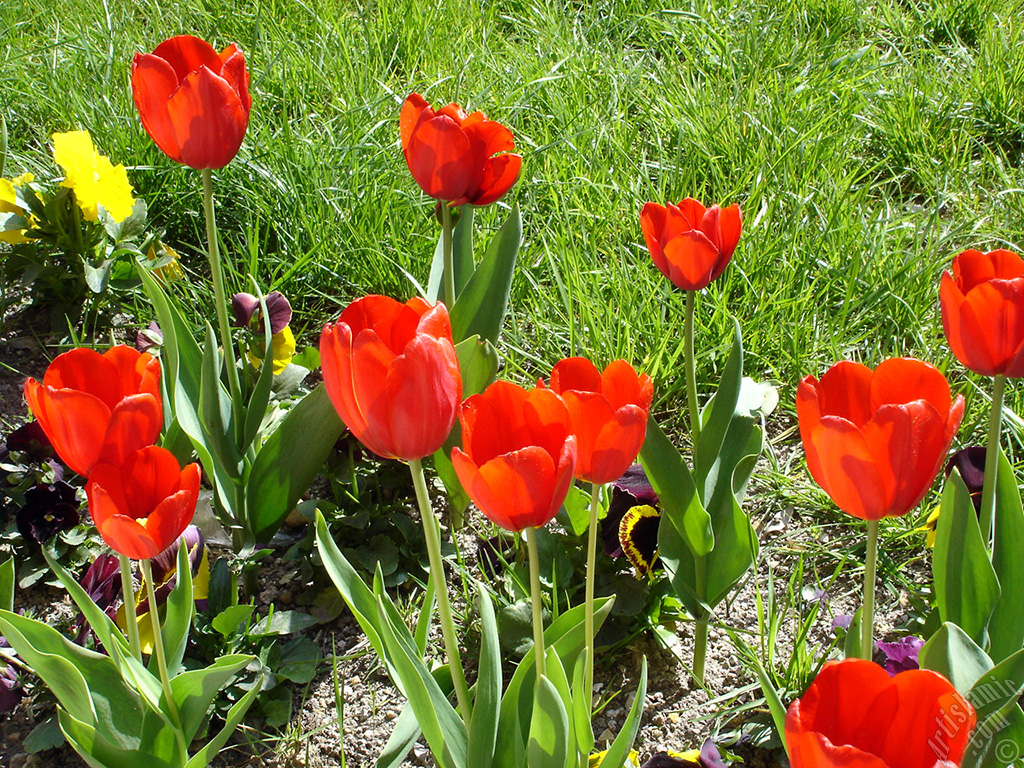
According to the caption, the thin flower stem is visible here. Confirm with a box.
[118,555,142,663]
[861,520,880,661]
[980,374,1006,551]
[408,458,472,724]
[684,289,701,445]
[201,168,243,442]
[584,482,600,709]
[140,558,188,759]
[526,526,546,679]
[693,614,709,686]
[442,204,456,310]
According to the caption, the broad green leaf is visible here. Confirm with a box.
[0,557,13,612]
[467,586,501,768]
[570,651,594,763]
[376,663,454,768]
[251,610,318,636]
[641,415,713,557]
[920,622,994,696]
[588,659,647,768]
[199,322,241,473]
[455,334,499,398]
[211,604,255,638]
[542,649,578,762]
[246,384,344,542]
[934,472,1001,647]
[58,708,178,768]
[989,449,1024,663]
[160,542,194,677]
[653,515,703,618]
[82,259,114,294]
[527,675,569,768]
[694,318,744,495]
[704,494,759,609]
[183,676,262,768]
[963,706,1024,768]
[450,206,521,345]
[970,648,1024,722]
[171,654,254,742]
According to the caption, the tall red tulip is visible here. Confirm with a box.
[400,93,521,206]
[796,358,964,520]
[87,446,201,560]
[940,248,1024,377]
[24,347,162,478]
[452,381,577,531]
[786,659,975,768]
[320,295,461,461]
[546,358,653,484]
[640,198,741,291]
[132,35,251,169]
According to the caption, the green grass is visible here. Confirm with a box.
[4,0,1024,440]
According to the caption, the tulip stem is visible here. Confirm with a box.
[861,519,879,661]
[526,526,546,679]
[408,458,472,725]
[584,482,600,710]
[981,374,1006,551]
[118,555,142,663]
[140,558,188,759]
[684,289,701,445]
[441,204,456,310]
[693,613,709,686]
[201,168,243,442]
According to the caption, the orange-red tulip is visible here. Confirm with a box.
[24,347,162,478]
[940,248,1024,377]
[640,198,741,291]
[400,93,522,206]
[786,658,975,768]
[320,295,461,461]
[797,358,964,520]
[546,357,653,485]
[87,446,201,560]
[132,35,251,169]
[452,381,577,532]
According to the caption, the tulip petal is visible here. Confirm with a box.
[550,357,603,394]
[523,388,574,460]
[964,280,1024,373]
[870,358,952,416]
[24,384,110,477]
[662,230,720,291]
[45,348,122,409]
[469,153,522,206]
[119,446,187,520]
[640,203,670,276]
[166,66,248,169]
[477,446,558,531]
[953,248,1024,290]
[559,390,617,481]
[716,204,742,261]
[602,360,653,412]
[132,53,184,163]
[219,48,251,116]
[405,115,474,202]
[321,322,371,442]
[151,35,223,81]
[675,198,707,229]
[809,362,875,426]
[93,394,164,470]
[588,405,647,485]
[143,487,198,559]
[805,417,888,519]
[400,93,433,152]
[462,118,516,160]
[460,381,532,463]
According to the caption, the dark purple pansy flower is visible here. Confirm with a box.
[640,742,727,768]
[74,553,122,645]
[875,636,925,676]
[603,464,659,557]
[135,321,163,354]
[5,421,54,462]
[945,446,986,514]
[0,664,22,714]
[231,291,292,335]
[16,481,81,543]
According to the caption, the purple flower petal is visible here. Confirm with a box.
[231,292,260,327]
[876,636,925,676]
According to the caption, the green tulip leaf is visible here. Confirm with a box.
[159,542,194,677]
[58,707,178,768]
[934,471,1001,648]
[571,651,595,764]
[171,654,255,743]
[455,334,500,398]
[246,384,344,542]
[527,675,569,768]
[467,585,502,768]
[694,318,744,495]
[428,204,475,303]
[0,557,13,612]
[920,622,994,697]
[182,677,262,768]
[989,448,1024,663]
[589,658,647,768]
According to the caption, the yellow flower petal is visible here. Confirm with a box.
[247,326,297,375]
[52,129,135,223]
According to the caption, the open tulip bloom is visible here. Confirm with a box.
[786,659,975,768]
[24,346,162,478]
[797,358,963,658]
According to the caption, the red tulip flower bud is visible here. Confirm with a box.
[87,446,201,561]
[132,35,251,169]
[797,358,964,520]
[320,295,462,461]
[641,198,741,291]
[400,93,522,207]
[786,659,975,768]
[452,381,577,532]
[24,347,162,478]
[940,248,1024,377]
[546,358,653,485]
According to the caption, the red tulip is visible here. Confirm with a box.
[546,358,653,485]
[940,248,1024,377]
[796,358,964,520]
[24,347,162,478]
[400,92,522,206]
[132,35,251,169]
[452,381,577,532]
[320,295,462,461]
[640,198,741,291]
[786,658,975,768]
[87,446,201,560]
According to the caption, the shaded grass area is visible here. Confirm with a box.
[3,0,1024,437]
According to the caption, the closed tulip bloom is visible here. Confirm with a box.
[452,381,577,532]
[641,198,741,291]
[132,35,251,169]
[24,347,162,478]
[547,357,653,485]
[320,295,461,461]
[87,446,201,560]
[940,248,1024,377]
[786,659,975,768]
[797,358,964,521]
[400,93,522,206]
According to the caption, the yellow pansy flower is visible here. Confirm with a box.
[248,325,296,375]
[0,172,36,244]
[52,130,135,223]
